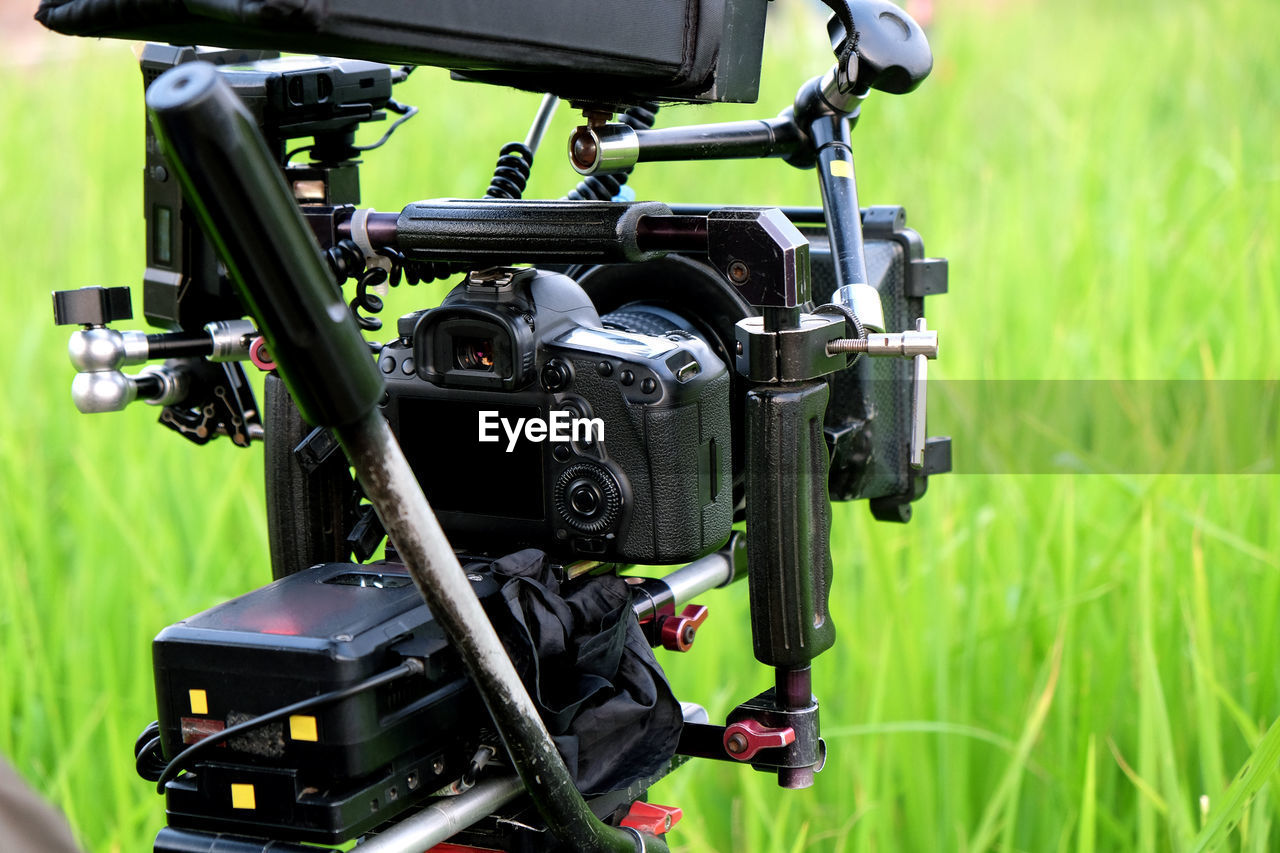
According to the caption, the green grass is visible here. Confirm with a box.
[2,0,1279,850]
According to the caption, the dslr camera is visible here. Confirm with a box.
[384,266,733,564]
[40,0,950,850]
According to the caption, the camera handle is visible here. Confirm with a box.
[144,62,662,853]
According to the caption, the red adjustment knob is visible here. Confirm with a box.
[722,719,796,762]
[659,604,708,652]
[249,336,277,371]
[620,801,683,836]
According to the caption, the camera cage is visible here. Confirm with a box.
[43,2,951,851]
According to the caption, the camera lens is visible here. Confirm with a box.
[454,336,496,371]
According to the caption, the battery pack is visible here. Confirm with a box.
[152,561,499,843]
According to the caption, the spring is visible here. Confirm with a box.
[618,101,660,132]
[485,142,534,200]
[323,239,385,330]
[324,239,365,280]
[565,173,628,202]
[374,246,464,287]
[350,266,388,331]
[325,239,455,331]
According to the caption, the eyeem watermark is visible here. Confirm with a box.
[478,410,604,452]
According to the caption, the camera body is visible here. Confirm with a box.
[381,266,734,564]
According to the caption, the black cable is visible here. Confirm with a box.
[284,99,419,164]
[353,99,419,153]
[351,267,388,331]
[484,141,534,200]
[283,141,315,164]
[153,659,424,793]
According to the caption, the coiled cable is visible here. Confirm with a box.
[485,141,534,200]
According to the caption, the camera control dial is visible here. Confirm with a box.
[540,359,572,392]
[555,463,621,534]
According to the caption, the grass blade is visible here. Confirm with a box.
[967,627,1064,851]
[1190,716,1280,853]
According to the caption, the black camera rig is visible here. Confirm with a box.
[42,0,950,850]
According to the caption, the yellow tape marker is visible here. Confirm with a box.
[188,689,208,715]
[289,715,318,742]
[829,159,852,178]
[230,783,256,810]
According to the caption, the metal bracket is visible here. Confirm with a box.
[676,688,825,774]
[706,208,810,308]
[734,313,846,383]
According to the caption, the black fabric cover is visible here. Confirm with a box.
[488,549,682,796]
[33,0,768,105]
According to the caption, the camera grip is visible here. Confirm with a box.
[145,62,383,428]
[744,380,836,667]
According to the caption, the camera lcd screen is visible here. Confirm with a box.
[397,398,544,521]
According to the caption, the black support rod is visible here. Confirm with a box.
[632,117,804,162]
[809,112,871,292]
[146,61,657,853]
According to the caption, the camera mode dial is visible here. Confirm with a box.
[555,463,621,534]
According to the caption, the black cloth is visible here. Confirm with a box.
[489,549,683,796]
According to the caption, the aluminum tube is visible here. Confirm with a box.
[352,776,524,853]
[659,553,733,612]
[524,93,560,154]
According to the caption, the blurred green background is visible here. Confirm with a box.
[1,0,1278,850]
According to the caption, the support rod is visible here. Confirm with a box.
[351,776,525,853]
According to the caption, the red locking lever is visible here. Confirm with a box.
[620,801,683,836]
[722,719,796,762]
[658,604,709,652]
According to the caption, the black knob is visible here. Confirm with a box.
[541,359,572,392]
[52,286,133,327]
[569,481,602,516]
[555,464,621,534]
[828,0,932,95]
